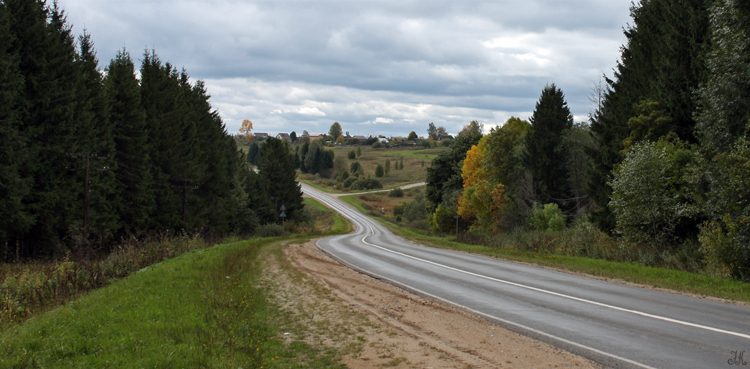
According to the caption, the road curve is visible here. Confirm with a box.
[301,184,750,369]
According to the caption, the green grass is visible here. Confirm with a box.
[301,145,441,192]
[0,197,353,368]
[342,195,750,303]
[304,197,351,234]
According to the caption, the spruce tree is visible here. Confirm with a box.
[0,2,33,258]
[141,52,205,230]
[587,0,711,231]
[524,84,574,211]
[105,49,154,233]
[258,138,304,222]
[73,32,118,245]
[696,0,750,156]
[7,0,83,254]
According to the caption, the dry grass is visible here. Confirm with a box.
[302,145,445,191]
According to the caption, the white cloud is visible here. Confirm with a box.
[60,0,634,136]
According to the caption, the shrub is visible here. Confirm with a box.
[609,140,699,248]
[350,161,362,174]
[372,141,382,149]
[699,215,750,281]
[348,150,356,159]
[350,178,382,190]
[388,187,404,197]
[529,203,566,231]
[343,177,358,188]
[430,204,457,234]
[375,164,384,177]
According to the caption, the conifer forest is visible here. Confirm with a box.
[0,0,302,260]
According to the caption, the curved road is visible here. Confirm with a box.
[302,184,750,369]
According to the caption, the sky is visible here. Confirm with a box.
[60,0,634,137]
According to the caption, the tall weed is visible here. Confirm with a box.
[0,233,207,326]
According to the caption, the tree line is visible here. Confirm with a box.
[0,0,302,261]
[425,0,750,281]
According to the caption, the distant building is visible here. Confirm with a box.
[438,134,454,141]
[308,133,325,141]
[352,135,368,141]
[254,132,269,140]
[276,133,291,142]
[378,137,389,144]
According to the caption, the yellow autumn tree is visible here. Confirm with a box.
[239,119,254,140]
[457,136,508,231]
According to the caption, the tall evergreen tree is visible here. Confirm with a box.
[0,2,33,259]
[140,52,205,230]
[7,0,84,255]
[73,31,118,245]
[696,0,750,156]
[587,0,711,231]
[105,49,154,233]
[524,84,574,212]
[258,137,304,222]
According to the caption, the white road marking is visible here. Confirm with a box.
[303,184,744,369]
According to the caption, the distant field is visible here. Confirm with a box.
[301,144,446,191]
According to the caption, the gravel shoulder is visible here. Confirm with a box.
[264,239,602,368]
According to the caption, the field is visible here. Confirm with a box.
[299,144,446,191]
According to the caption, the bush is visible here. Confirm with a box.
[343,177,358,188]
[375,164,384,177]
[388,187,404,197]
[348,150,356,159]
[430,204,457,234]
[700,215,750,281]
[609,140,699,248]
[350,178,383,190]
[350,161,362,174]
[529,203,566,231]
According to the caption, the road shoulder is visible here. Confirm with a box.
[266,239,602,368]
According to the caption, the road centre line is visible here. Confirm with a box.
[307,187,657,368]
[356,226,750,342]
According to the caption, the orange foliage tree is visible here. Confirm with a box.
[457,136,508,231]
[239,119,254,140]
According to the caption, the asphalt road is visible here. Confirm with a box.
[301,184,750,369]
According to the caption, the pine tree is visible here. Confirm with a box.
[524,84,574,212]
[105,49,154,233]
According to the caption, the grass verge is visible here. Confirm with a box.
[0,197,353,368]
[340,195,750,303]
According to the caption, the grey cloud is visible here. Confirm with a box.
[61,0,633,136]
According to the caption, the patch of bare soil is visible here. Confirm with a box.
[262,239,602,368]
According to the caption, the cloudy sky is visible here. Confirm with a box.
[60,0,634,137]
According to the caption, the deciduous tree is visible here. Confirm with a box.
[239,119,254,140]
